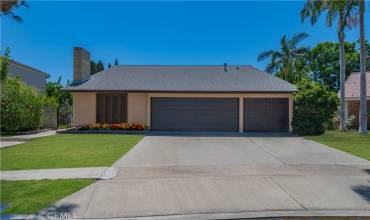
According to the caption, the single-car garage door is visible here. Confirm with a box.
[244,98,289,132]
[151,98,239,132]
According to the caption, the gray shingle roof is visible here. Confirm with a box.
[64,65,297,93]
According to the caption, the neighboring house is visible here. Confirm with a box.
[8,60,50,91]
[341,72,370,128]
[64,47,297,132]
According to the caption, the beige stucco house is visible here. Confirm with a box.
[64,47,296,133]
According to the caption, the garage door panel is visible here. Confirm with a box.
[151,98,239,132]
[244,98,289,132]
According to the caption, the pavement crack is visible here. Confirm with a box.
[269,176,307,210]
[248,138,286,166]
[83,182,99,218]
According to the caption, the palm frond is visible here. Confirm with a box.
[257,50,275,62]
[343,1,358,30]
[300,0,325,25]
[325,5,338,28]
[288,33,309,48]
[11,14,23,22]
[265,59,281,74]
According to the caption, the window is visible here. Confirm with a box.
[96,93,127,123]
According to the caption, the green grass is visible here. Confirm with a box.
[0,134,143,171]
[1,179,95,214]
[305,130,370,161]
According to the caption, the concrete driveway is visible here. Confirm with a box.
[51,135,370,219]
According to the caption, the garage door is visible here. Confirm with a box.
[243,98,289,132]
[151,98,239,132]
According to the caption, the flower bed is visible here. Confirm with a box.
[79,123,146,131]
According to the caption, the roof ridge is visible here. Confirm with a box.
[10,60,50,77]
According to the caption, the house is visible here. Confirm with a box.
[342,71,370,128]
[8,60,50,91]
[64,47,297,132]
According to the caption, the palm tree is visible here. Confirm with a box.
[359,0,367,133]
[301,0,358,131]
[0,0,28,22]
[257,33,309,83]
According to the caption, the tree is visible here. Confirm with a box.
[257,33,310,84]
[358,0,367,133]
[90,61,97,74]
[292,79,339,135]
[96,60,104,72]
[0,0,28,23]
[45,76,72,107]
[307,41,360,91]
[114,58,119,65]
[45,76,73,127]
[90,60,104,74]
[0,47,11,81]
[301,0,358,131]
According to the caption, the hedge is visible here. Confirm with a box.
[292,79,338,135]
[0,77,57,133]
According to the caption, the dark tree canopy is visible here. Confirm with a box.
[90,61,97,74]
[307,41,370,91]
[96,60,104,72]
[90,60,105,75]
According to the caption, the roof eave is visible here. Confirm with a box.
[62,88,297,94]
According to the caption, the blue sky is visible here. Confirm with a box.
[2,1,369,84]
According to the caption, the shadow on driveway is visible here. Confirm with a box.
[353,183,370,203]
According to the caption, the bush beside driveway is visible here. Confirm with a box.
[0,134,143,171]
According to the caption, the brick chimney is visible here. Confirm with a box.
[73,47,91,84]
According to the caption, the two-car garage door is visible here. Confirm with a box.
[151,98,239,132]
[150,97,289,132]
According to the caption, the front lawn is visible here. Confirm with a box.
[0,134,143,171]
[305,130,370,161]
[1,179,95,214]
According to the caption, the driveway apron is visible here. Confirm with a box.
[50,135,370,219]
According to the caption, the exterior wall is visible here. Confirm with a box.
[127,93,148,125]
[72,92,96,126]
[147,93,294,132]
[347,99,370,128]
[8,63,48,91]
[72,92,294,132]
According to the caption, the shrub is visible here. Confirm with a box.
[325,112,340,130]
[346,115,357,130]
[0,78,55,133]
[292,79,339,135]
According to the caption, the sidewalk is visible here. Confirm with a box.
[1,167,118,181]
[0,130,57,148]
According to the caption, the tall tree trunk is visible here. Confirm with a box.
[359,0,368,133]
[339,15,347,131]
